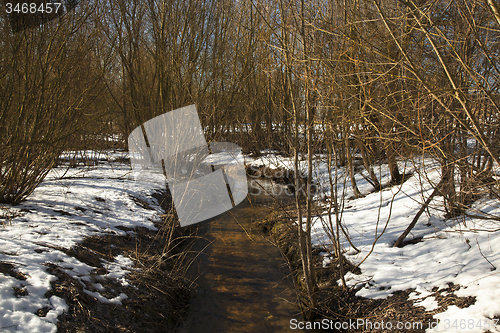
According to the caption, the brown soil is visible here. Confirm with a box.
[0,261,29,281]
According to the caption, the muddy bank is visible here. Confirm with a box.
[51,190,191,332]
[258,204,479,333]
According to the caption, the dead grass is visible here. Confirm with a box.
[0,261,28,281]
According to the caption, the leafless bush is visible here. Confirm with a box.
[0,2,103,204]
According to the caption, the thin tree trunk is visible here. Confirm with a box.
[394,186,440,247]
[358,139,381,190]
[301,0,316,308]
[331,144,347,288]
[305,84,316,302]
[346,135,361,197]
[386,141,402,184]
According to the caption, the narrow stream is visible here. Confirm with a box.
[178,179,304,332]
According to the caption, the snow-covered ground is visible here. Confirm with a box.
[250,153,500,333]
[0,152,166,333]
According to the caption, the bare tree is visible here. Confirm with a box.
[0,1,103,204]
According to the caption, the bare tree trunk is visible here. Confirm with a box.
[358,138,381,190]
[300,0,316,308]
[441,161,459,218]
[386,141,402,184]
[305,76,316,304]
[394,186,440,248]
[346,134,361,197]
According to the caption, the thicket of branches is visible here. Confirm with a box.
[0,1,107,203]
[91,0,500,217]
[2,0,500,309]
[259,0,500,304]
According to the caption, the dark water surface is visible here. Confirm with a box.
[179,180,304,332]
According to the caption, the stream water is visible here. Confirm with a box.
[178,179,306,332]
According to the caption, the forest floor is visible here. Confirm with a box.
[258,205,477,332]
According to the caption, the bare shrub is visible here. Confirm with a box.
[0,3,103,204]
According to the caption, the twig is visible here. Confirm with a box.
[394,185,440,247]
[476,239,496,271]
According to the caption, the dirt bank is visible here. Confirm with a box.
[52,190,192,332]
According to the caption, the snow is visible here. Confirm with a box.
[0,151,167,332]
[413,295,439,312]
[249,153,500,333]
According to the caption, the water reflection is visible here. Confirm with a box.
[179,179,302,332]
